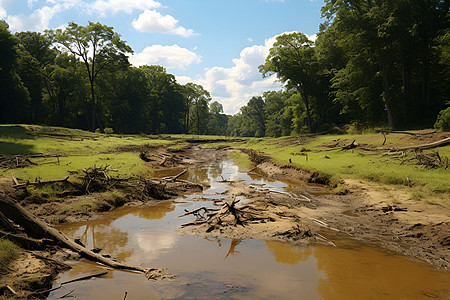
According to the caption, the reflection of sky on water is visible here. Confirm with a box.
[49,156,450,300]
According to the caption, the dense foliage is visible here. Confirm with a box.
[0,0,448,135]
[0,21,227,135]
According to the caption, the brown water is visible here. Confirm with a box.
[48,158,450,300]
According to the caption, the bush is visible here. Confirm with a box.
[104,127,114,134]
[434,107,450,131]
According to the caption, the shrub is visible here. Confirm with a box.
[104,127,114,134]
[434,107,450,131]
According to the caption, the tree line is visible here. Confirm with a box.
[231,0,449,136]
[0,21,227,135]
[1,0,449,136]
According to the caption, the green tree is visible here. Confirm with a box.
[47,22,133,131]
[263,90,293,137]
[184,83,211,134]
[240,96,266,137]
[207,101,228,135]
[260,32,318,132]
[0,21,30,123]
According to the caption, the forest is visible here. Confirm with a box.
[1,0,449,136]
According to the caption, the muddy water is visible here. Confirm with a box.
[48,158,450,299]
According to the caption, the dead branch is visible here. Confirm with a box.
[0,229,52,250]
[266,189,311,203]
[0,192,168,279]
[179,207,218,219]
[342,140,357,150]
[170,169,187,182]
[12,176,70,189]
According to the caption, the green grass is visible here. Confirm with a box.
[0,239,20,271]
[228,150,254,170]
[0,125,176,182]
[231,134,450,197]
[1,124,449,205]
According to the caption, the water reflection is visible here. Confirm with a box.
[48,156,450,300]
[265,240,312,265]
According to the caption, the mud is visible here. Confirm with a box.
[1,143,449,298]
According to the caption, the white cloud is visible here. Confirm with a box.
[132,9,197,37]
[27,0,38,9]
[88,0,162,17]
[178,31,316,114]
[130,44,202,69]
[7,5,60,32]
[179,34,283,114]
[0,6,6,19]
[5,0,78,32]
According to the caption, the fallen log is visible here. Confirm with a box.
[390,137,450,151]
[0,192,168,279]
[0,229,52,250]
[12,176,70,189]
[342,140,357,150]
[170,169,187,182]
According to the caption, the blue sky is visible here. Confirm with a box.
[0,0,325,114]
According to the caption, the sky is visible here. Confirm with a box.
[0,0,325,114]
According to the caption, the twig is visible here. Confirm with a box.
[59,289,75,299]
[170,169,187,182]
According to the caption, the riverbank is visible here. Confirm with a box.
[0,125,449,298]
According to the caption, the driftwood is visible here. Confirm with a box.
[342,140,357,150]
[32,271,108,296]
[266,189,311,203]
[0,192,167,279]
[12,176,69,189]
[388,137,450,151]
[181,198,270,231]
[0,229,52,250]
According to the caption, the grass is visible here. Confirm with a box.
[228,150,254,170]
[0,124,176,182]
[228,133,450,200]
[1,124,449,205]
[0,239,20,272]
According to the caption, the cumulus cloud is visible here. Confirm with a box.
[27,0,38,9]
[130,44,201,69]
[7,5,63,32]
[177,31,316,114]
[88,0,162,17]
[132,9,197,37]
[179,34,283,114]
[0,6,6,19]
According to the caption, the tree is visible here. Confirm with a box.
[183,83,211,134]
[240,96,266,137]
[47,22,133,131]
[263,90,293,137]
[207,101,228,135]
[260,32,318,133]
[0,21,30,123]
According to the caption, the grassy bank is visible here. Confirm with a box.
[217,131,450,207]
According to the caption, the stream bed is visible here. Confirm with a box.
[48,157,450,299]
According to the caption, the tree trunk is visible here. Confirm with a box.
[0,193,158,276]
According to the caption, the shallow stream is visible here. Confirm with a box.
[48,157,450,299]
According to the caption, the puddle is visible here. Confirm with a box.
[48,157,450,299]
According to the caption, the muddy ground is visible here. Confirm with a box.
[0,142,449,298]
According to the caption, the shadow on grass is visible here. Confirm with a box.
[0,125,36,139]
[0,141,35,155]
